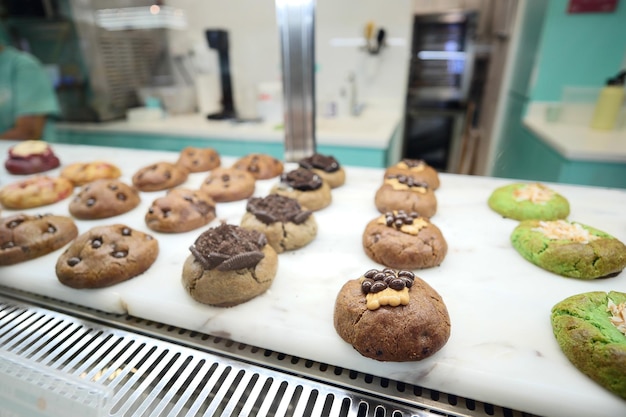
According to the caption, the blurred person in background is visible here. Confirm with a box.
[0,42,60,140]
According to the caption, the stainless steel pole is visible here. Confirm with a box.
[275,0,316,162]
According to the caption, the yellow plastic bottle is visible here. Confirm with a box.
[590,70,625,130]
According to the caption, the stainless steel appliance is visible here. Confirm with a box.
[402,11,478,172]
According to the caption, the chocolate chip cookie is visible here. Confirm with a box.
[145,188,216,233]
[269,167,332,211]
[56,224,159,288]
[511,219,626,279]
[362,211,447,270]
[69,179,141,220]
[182,223,278,307]
[298,153,346,188]
[176,146,221,173]
[551,291,626,399]
[200,167,255,202]
[232,153,284,180]
[0,213,78,266]
[240,194,317,253]
[334,268,451,361]
[374,174,437,218]
[132,161,189,192]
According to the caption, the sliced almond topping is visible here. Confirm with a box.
[513,183,554,204]
[608,298,626,336]
[532,220,599,244]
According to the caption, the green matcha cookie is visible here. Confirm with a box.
[551,291,626,400]
[511,219,626,279]
[488,182,569,220]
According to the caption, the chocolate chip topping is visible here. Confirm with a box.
[384,210,420,229]
[189,223,267,271]
[401,159,425,168]
[246,194,312,225]
[280,168,322,191]
[386,174,429,189]
[361,268,414,294]
[299,153,340,173]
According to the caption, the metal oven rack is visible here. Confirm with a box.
[0,287,537,417]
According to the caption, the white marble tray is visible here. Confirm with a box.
[1,143,625,417]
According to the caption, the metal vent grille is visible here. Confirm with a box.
[0,292,537,417]
[97,29,170,114]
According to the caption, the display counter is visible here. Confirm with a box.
[53,103,402,169]
[1,142,625,417]
[521,102,626,188]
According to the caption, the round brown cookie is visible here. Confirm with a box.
[232,153,284,180]
[334,268,451,361]
[0,213,78,266]
[200,167,255,202]
[182,223,278,307]
[374,174,437,217]
[269,167,332,211]
[551,291,626,400]
[385,159,440,190]
[60,161,121,186]
[69,179,141,220]
[176,146,221,173]
[240,194,317,253]
[362,211,447,270]
[56,224,159,289]
[0,175,74,209]
[145,188,216,233]
[298,153,346,188]
[132,161,189,192]
[5,140,60,175]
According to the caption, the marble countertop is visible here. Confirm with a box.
[1,142,625,417]
[54,102,401,150]
[523,102,626,163]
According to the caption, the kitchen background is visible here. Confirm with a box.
[1,0,625,187]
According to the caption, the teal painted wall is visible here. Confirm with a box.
[530,0,626,101]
